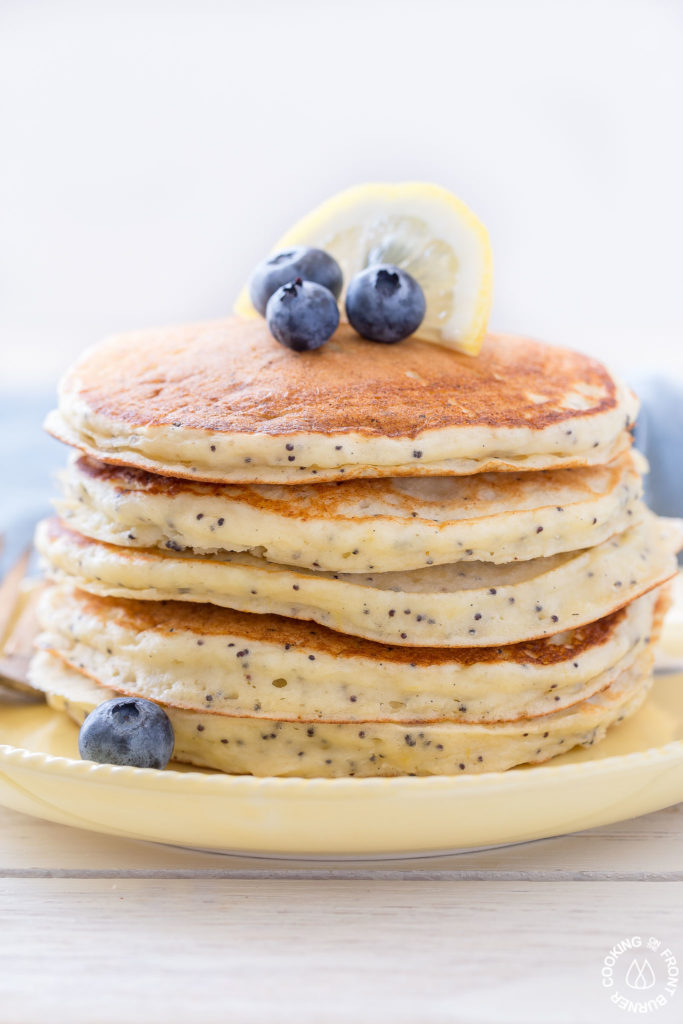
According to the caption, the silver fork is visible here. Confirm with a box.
[0,541,44,703]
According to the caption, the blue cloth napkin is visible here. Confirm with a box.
[631,376,683,519]
[0,391,65,575]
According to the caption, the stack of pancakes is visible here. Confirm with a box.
[30,317,683,776]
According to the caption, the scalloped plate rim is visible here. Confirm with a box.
[0,734,681,792]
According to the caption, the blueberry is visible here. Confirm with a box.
[345,264,426,344]
[249,246,343,316]
[78,697,175,769]
[266,278,339,351]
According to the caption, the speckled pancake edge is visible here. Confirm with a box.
[55,451,645,573]
[46,407,635,485]
[35,578,648,670]
[29,648,656,776]
[35,514,683,647]
[36,583,663,725]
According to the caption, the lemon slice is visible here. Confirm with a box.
[234,182,493,354]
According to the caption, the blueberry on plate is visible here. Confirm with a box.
[249,246,343,316]
[266,278,340,351]
[78,697,175,770]
[345,264,426,344]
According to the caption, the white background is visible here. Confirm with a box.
[2,0,682,389]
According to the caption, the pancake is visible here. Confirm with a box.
[35,584,660,724]
[36,514,683,647]
[29,647,657,776]
[46,318,638,484]
[56,451,645,573]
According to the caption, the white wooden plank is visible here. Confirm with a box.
[0,879,680,1024]
[0,803,681,878]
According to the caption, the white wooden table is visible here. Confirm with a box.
[1,801,681,1023]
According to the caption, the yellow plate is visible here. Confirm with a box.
[1,653,682,856]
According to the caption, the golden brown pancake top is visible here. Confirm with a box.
[60,317,623,440]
